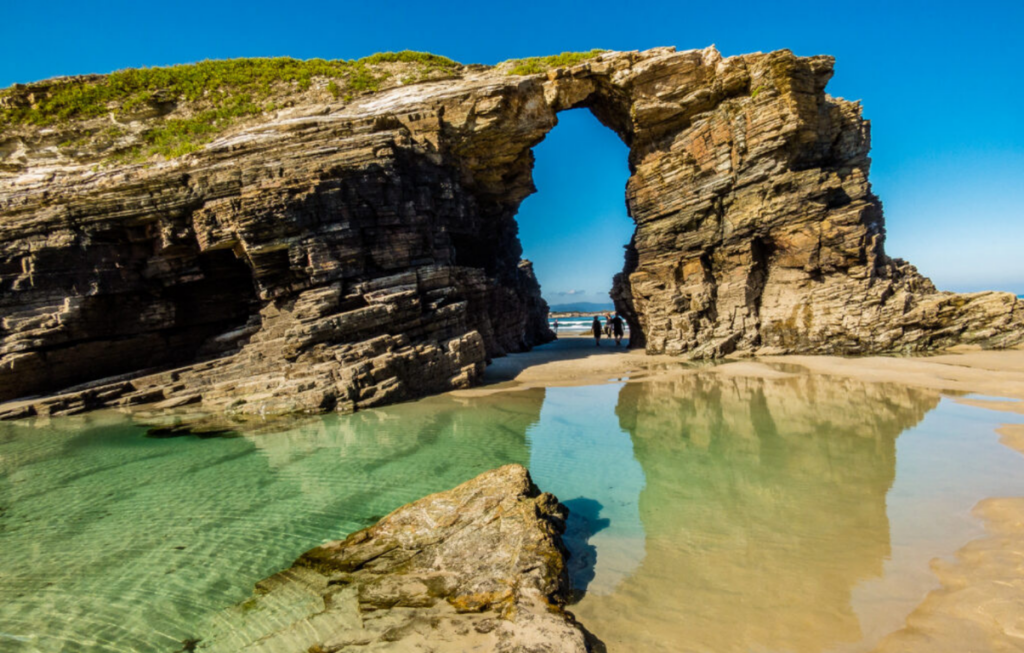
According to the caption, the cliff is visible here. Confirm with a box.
[1,47,1021,418]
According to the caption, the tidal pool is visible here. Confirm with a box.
[1,370,1022,652]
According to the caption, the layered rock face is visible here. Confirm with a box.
[0,68,559,417]
[1,46,1021,417]
[600,48,1023,356]
[196,464,596,652]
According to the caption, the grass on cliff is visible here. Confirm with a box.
[0,51,461,161]
[0,49,610,162]
[503,50,607,75]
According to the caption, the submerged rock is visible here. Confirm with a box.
[197,464,596,652]
[1,46,1021,418]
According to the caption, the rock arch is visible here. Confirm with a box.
[0,46,1021,418]
[535,47,1023,358]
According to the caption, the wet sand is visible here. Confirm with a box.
[759,348,1024,404]
[871,426,1024,652]
[459,339,1024,651]
[459,339,1024,402]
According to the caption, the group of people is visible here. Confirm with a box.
[591,313,625,347]
[549,313,627,347]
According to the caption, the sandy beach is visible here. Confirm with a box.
[871,423,1024,652]
[459,337,1024,403]
[455,338,1024,651]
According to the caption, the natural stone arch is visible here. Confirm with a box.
[518,46,1022,357]
[0,46,1021,418]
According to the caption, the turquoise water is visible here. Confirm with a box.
[1,371,1023,652]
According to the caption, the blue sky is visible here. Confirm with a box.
[3,0,1021,300]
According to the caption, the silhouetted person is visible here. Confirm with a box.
[592,316,602,347]
[553,319,559,335]
[611,314,625,346]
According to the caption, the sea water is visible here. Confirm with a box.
[549,317,600,332]
[1,370,1023,652]
[548,317,630,335]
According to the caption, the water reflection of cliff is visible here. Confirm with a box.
[573,372,941,653]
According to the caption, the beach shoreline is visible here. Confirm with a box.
[456,338,1024,403]
[457,339,1024,651]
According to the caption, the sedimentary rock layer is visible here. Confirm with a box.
[195,464,596,652]
[1,46,1021,417]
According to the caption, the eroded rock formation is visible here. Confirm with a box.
[1,46,1021,417]
[196,464,596,652]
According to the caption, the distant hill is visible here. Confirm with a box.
[548,301,615,313]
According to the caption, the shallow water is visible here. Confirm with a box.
[1,371,1022,652]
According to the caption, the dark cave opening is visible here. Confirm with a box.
[0,246,261,403]
[163,247,261,361]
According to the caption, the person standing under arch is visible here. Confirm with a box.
[591,316,602,347]
[611,314,625,346]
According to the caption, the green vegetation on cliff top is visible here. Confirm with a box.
[0,49,606,162]
[0,52,461,127]
[503,50,607,75]
[0,52,462,160]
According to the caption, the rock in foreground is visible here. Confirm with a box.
[197,464,596,652]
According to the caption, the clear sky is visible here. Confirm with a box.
[3,0,1022,300]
